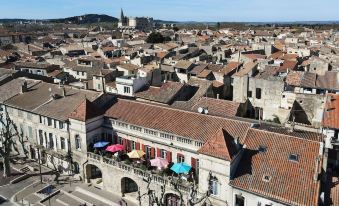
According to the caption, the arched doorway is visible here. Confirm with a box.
[85,164,102,184]
[165,193,180,206]
[121,177,138,194]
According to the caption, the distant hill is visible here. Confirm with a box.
[49,14,119,24]
[0,14,119,24]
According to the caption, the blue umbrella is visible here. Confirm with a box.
[170,162,192,174]
[93,141,109,148]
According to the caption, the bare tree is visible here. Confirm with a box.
[0,110,19,177]
[137,172,214,206]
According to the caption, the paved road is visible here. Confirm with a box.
[0,175,39,199]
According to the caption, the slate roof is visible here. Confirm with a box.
[230,128,321,206]
[198,128,238,161]
[105,99,253,142]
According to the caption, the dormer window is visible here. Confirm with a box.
[288,153,299,162]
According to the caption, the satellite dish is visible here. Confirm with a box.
[198,107,204,114]
[204,108,209,115]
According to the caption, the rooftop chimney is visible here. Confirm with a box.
[21,81,28,93]
[62,87,66,97]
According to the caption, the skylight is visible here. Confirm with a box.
[288,154,299,162]
[258,145,267,153]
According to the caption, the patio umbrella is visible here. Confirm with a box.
[170,162,191,174]
[150,157,169,169]
[127,150,145,159]
[93,141,110,148]
[105,144,124,153]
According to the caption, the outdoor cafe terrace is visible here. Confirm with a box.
[87,152,192,193]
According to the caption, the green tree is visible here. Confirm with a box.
[146,32,165,44]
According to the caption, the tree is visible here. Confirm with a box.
[216,22,221,30]
[0,109,20,177]
[173,27,179,32]
[138,172,215,206]
[146,32,165,44]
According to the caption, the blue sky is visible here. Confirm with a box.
[0,0,338,22]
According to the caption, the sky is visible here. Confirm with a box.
[0,0,338,22]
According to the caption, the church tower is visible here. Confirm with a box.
[118,8,127,27]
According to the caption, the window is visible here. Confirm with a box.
[118,136,123,145]
[177,154,185,163]
[256,88,262,99]
[54,120,57,128]
[124,86,131,94]
[160,133,174,140]
[145,146,152,158]
[209,177,219,196]
[49,133,54,149]
[75,135,81,150]
[235,194,245,206]
[262,175,271,182]
[130,125,142,132]
[47,118,52,126]
[131,141,136,150]
[144,129,158,136]
[39,116,43,123]
[27,126,33,139]
[27,113,32,120]
[97,84,101,90]
[59,122,64,129]
[247,91,252,98]
[60,137,65,150]
[288,154,299,162]
[160,149,167,159]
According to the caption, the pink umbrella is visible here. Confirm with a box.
[150,157,169,169]
[105,144,124,153]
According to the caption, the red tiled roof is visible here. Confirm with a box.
[191,97,240,118]
[230,128,321,206]
[105,99,252,142]
[323,94,339,129]
[69,99,104,122]
[198,128,238,161]
[286,71,303,86]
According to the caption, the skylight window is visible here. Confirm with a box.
[262,175,271,182]
[258,145,267,153]
[288,154,299,162]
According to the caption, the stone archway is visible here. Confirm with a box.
[165,193,180,206]
[85,164,102,184]
[121,177,138,194]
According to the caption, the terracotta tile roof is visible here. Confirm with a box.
[300,72,317,88]
[118,63,140,71]
[233,62,258,77]
[174,60,194,70]
[286,71,304,86]
[135,82,185,104]
[69,99,104,122]
[198,128,238,160]
[323,94,339,129]
[191,97,241,118]
[278,60,298,72]
[242,53,266,60]
[316,71,339,90]
[197,69,212,78]
[269,51,284,60]
[221,62,242,75]
[230,128,321,206]
[105,99,253,142]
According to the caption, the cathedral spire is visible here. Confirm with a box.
[120,8,124,21]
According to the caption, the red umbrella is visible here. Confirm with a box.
[105,144,124,153]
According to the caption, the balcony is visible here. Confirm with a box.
[87,152,190,193]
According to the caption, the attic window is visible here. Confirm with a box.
[288,154,299,162]
[262,175,271,182]
[258,145,267,153]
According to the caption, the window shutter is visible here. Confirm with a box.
[113,134,118,144]
[126,140,131,152]
[136,142,140,150]
[122,139,127,149]
[141,144,145,152]
[191,157,197,169]
[157,148,161,157]
[151,148,155,159]
[166,151,172,162]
